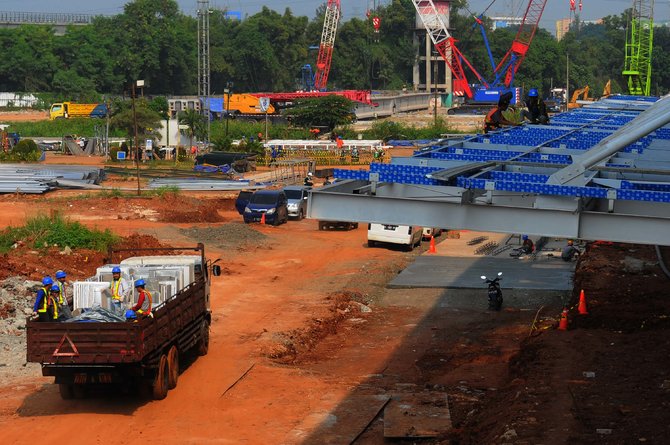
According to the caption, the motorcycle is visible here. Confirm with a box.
[481,272,503,311]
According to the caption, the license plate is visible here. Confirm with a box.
[383,224,397,230]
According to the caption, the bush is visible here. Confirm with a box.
[0,214,119,253]
[0,138,42,162]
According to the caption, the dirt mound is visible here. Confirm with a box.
[264,291,369,364]
[179,222,269,252]
[160,196,227,223]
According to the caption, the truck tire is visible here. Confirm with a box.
[59,383,74,400]
[367,240,375,248]
[319,221,326,230]
[196,321,210,356]
[152,354,169,400]
[167,346,179,390]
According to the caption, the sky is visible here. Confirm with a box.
[0,0,666,32]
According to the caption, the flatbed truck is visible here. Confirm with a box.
[26,244,221,400]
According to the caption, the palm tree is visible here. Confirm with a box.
[179,109,206,148]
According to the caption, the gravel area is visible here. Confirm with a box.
[179,222,269,252]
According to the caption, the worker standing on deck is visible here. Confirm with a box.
[131,279,153,318]
[484,92,518,133]
[109,266,130,316]
[32,277,58,322]
[522,89,550,124]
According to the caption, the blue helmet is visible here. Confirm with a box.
[42,276,53,286]
[522,234,529,240]
[50,284,61,292]
[112,266,121,274]
[528,88,539,97]
[125,309,137,319]
[134,279,146,288]
[55,270,66,279]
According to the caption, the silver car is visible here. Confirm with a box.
[283,186,310,220]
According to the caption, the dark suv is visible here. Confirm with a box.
[243,190,289,225]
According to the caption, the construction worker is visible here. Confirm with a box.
[131,279,153,318]
[561,240,581,261]
[521,235,535,254]
[522,88,550,124]
[484,91,518,133]
[304,171,314,187]
[32,277,58,322]
[109,266,130,316]
[54,270,72,318]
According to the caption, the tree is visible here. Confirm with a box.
[179,109,207,148]
[110,98,162,149]
[288,95,355,131]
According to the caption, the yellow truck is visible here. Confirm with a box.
[50,102,108,120]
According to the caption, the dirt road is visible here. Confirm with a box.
[0,188,668,444]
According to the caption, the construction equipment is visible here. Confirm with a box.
[313,0,341,91]
[568,86,592,109]
[49,102,108,120]
[623,0,654,96]
[412,0,547,111]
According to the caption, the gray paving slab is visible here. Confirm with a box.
[389,255,575,291]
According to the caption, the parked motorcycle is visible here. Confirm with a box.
[481,272,503,311]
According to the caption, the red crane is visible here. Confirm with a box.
[314,0,341,91]
[493,0,548,87]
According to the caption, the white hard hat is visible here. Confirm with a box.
[307,172,313,177]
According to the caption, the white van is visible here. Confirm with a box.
[367,223,423,251]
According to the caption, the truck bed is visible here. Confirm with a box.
[27,279,207,368]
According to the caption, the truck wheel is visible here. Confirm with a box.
[167,346,179,390]
[197,321,210,356]
[319,222,325,230]
[152,354,169,400]
[367,240,375,248]
[59,383,74,400]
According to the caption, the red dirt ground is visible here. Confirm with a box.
[0,182,667,443]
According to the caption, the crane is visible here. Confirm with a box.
[492,0,548,88]
[623,0,654,96]
[411,0,488,98]
[313,0,341,91]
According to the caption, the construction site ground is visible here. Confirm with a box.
[0,150,668,444]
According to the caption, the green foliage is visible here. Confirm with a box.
[147,185,180,198]
[360,118,464,142]
[0,214,118,253]
[7,119,125,138]
[288,96,355,131]
[0,138,42,162]
[178,109,207,146]
[110,98,163,142]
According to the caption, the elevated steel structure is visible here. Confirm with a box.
[0,11,93,24]
[314,0,341,91]
[197,1,211,144]
[308,95,670,246]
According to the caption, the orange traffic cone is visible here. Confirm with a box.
[578,289,589,315]
[260,212,266,224]
[429,235,437,254]
[558,306,569,331]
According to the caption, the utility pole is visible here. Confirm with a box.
[197,1,211,147]
[131,82,140,195]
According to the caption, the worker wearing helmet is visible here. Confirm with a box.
[304,171,314,187]
[32,277,58,322]
[521,235,535,254]
[109,266,130,316]
[54,270,73,316]
[561,240,581,262]
[484,92,519,133]
[131,279,153,318]
[522,88,550,124]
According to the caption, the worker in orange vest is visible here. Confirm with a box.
[484,92,518,133]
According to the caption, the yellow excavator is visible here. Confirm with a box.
[568,81,611,109]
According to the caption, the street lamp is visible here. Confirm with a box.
[131,79,145,195]
[224,81,233,138]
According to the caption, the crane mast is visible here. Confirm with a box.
[411,0,488,98]
[623,0,654,96]
[314,0,341,91]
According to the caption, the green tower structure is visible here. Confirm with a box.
[623,0,654,96]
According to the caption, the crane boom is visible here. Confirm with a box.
[623,0,654,96]
[493,0,548,87]
[411,0,488,98]
[314,0,341,91]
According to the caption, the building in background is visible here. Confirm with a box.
[490,16,523,30]
[555,18,571,40]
